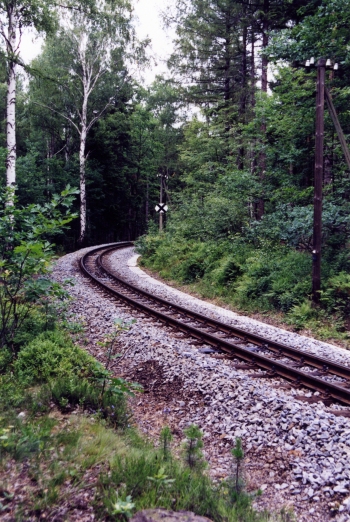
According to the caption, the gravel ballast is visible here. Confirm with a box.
[52,245,350,522]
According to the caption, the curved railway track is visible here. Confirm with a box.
[80,242,350,407]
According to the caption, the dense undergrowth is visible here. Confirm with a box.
[137,232,350,346]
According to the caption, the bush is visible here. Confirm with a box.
[286,300,316,330]
[0,374,27,412]
[233,249,311,312]
[50,375,129,428]
[0,417,56,462]
[14,330,101,384]
[321,272,350,319]
[12,306,57,349]
[0,186,77,353]
[0,348,12,374]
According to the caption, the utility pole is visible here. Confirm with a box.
[305,57,338,304]
[312,58,326,305]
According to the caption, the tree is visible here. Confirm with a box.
[0,0,56,191]
[30,1,136,244]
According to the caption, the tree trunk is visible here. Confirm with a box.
[78,93,88,246]
[6,7,17,190]
[257,0,269,219]
[237,21,247,170]
[78,128,87,246]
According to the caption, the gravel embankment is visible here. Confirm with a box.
[52,245,350,522]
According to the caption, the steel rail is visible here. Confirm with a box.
[98,247,350,381]
[80,243,350,405]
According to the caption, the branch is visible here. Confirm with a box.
[86,100,112,133]
[32,101,81,135]
[53,144,67,156]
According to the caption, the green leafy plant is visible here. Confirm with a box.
[0,185,78,354]
[96,318,137,403]
[14,330,100,384]
[110,495,135,520]
[147,466,175,492]
[182,424,205,470]
[231,437,245,494]
[159,425,173,461]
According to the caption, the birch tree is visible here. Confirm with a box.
[0,0,55,190]
[31,2,134,245]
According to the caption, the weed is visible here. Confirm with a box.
[110,494,135,520]
[147,466,175,492]
[96,318,137,400]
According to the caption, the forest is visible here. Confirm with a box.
[1,0,350,518]
[1,0,350,337]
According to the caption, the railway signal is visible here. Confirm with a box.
[155,203,168,213]
[157,172,169,232]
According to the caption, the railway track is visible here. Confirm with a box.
[80,242,350,407]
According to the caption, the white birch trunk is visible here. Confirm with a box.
[78,123,87,245]
[38,25,113,244]
[6,6,17,189]
[77,46,89,245]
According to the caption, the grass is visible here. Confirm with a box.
[0,410,283,521]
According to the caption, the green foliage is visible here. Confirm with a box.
[110,495,135,519]
[321,272,350,319]
[49,375,129,428]
[0,186,77,353]
[147,466,175,492]
[0,374,26,411]
[14,330,100,384]
[159,425,173,461]
[0,416,55,462]
[96,318,137,401]
[12,304,57,349]
[286,300,316,330]
[182,424,205,470]
[139,235,312,313]
[100,443,269,522]
[0,348,12,374]
[233,248,312,312]
[230,438,245,494]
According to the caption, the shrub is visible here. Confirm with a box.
[286,300,316,330]
[0,186,77,353]
[0,374,26,412]
[321,272,350,320]
[233,249,311,312]
[50,375,129,428]
[0,348,12,374]
[12,306,56,349]
[182,424,206,470]
[0,415,56,462]
[14,330,100,384]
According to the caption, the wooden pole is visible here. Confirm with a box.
[159,174,163,233]
[312,59,326,305]
[325,88,350,171]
